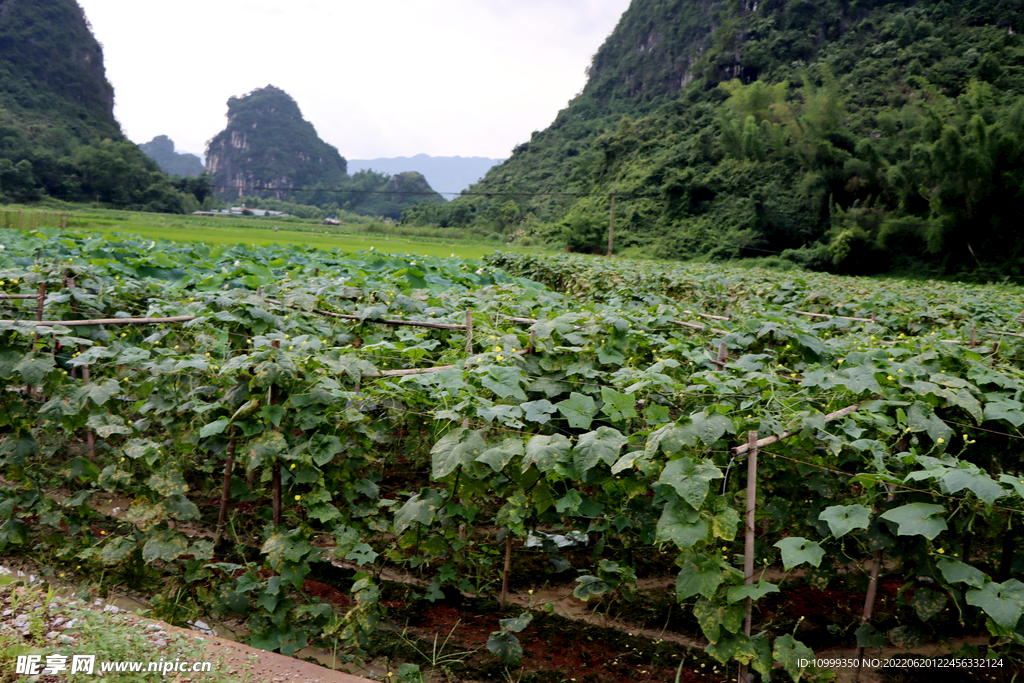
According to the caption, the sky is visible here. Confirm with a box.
[76,0,632,162]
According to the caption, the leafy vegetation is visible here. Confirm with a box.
[411,0,1024,280]
[0,229,1021,679]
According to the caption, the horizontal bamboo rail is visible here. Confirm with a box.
[0,294,43,300]
[261,297,468,330]
[0,315,197,327]
[730,403,861,456]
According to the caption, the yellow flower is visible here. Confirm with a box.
[294,494,301,501]
[494,345,502,352]
[290,464,296,470]
[887,375,894,380]
[937,547,945,554]
[937,438,945,444]
[837,359,844,364]
[496,355,504,361]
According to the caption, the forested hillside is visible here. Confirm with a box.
[408,0,1024,279]
[0,0,205,211]
[206,86,445,219]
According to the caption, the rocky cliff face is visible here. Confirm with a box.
[205,86,347,199]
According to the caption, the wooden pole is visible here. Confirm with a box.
[731,403,861,457]
[607,185,616,257]
[3,315,197,327]
[465,310,473,353]
[80,345,95,460]
[270,339,281,525]
[215,431,237,544]
[27,282,46,396]
[738,430,759,683]
[500,533,512,610]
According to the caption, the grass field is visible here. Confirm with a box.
[1,206,545,260]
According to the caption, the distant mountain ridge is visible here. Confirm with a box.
[140,135,204,177]
[346,154,504,195]
[205,86,445,219]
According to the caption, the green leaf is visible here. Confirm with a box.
[522,399,556,424]
[706,632,757,665]
[393,490,443,535]
[772,634,814,682]
[909,587,947,621]
[573,427,627,472]
[879,503,947,539]
[965,579,1024,629]
[676,553,724,600]
[600,387,637,421]
[147,467,189,497]
[773,537,825,570]
[142,530,189,563]
[244,431,288,473]
[727,581,781,603]
[83,379,121,405]
[522,434,572,473]
[686,412,735,445]
[85,413,131,437]
[645,423,698,457]
[123,439,158,461]
[99,537,136,566]
[476,437,524,473]
[819,504,872,538]
[936,557,987,589]
[999,473,1024,500]
[907,402,952,444]
[487,631,523,665]
[656,500,708,549]
[14,354,54,385]
[941,469,1005,506]
[888,625,923,649]
[482,366,527,401]
[345,543,379,566]
[430,428,487,479]
[657,457,723,510]
[750,631,773,676]
[555,392,597,429]
[573,575,610,600]
[983,400,1024,426]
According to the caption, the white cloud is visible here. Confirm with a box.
[77,0,631,160]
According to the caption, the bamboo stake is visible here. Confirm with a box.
[791,310,874,323]
[854,484,896,682]
[607,185,615,257]
[27,283,46,396]
[261,298,468,330]
[80,345,95,460]
[738,430,759,683]
[270,339,281,525]
[674,320,731,335]
[2,315,197,327]
[731,403,861,456]
[0,294,43,300]
[500,532,512,610]
[465,310,473,353]
[215,430,237,544]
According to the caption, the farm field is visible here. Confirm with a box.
[0,207,541,260]
[0,228,1022,682]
